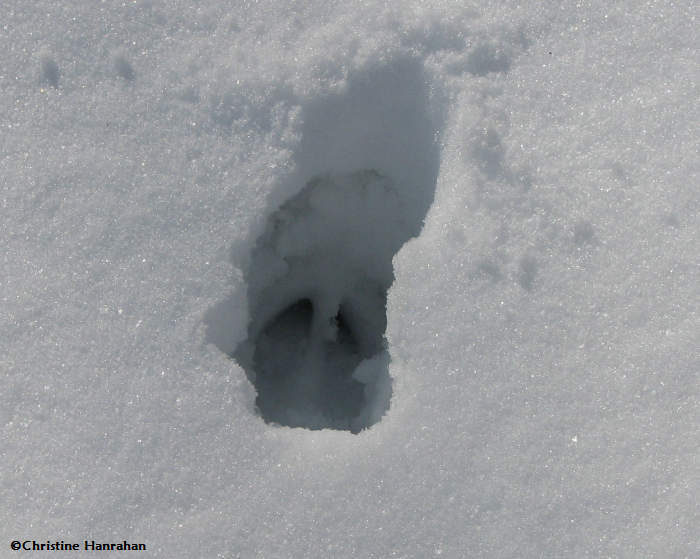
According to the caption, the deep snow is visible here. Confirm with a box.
[2,1,698,557]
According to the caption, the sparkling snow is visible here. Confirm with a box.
[2,1,698,557]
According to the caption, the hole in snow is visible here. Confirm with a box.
[40,54,60,88]
[206,57,442,434]
[249,298,367,430]
[233,170,404,433]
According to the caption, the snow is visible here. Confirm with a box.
[2,1,698,557]
[217,170,410,433]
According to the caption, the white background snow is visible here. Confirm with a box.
[1,1,698,557]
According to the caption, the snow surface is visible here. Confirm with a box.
[2,1,698,557]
